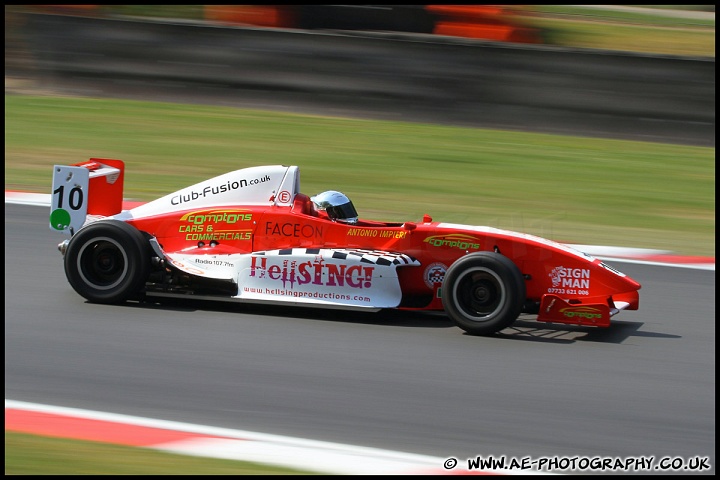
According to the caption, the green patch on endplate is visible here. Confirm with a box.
[49,208,71,231]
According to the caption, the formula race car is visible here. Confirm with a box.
[50,160,641,336]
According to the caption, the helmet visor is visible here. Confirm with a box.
[326,201,358,223]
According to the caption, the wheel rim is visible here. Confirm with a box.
[76,236,129,290]
[452,267,505,322]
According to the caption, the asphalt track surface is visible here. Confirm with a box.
[4,203,715,474]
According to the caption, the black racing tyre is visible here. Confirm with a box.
[442,252,526,336]
[64,220,151,304]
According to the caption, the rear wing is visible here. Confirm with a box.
[49,158,125,234]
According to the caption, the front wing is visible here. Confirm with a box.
[536,291,640,327]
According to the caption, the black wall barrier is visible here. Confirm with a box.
[11,13,715,146]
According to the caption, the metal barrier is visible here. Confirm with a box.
[9,13,715,146]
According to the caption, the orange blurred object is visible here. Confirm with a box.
[427,5,542,43]
[205,5,295,28]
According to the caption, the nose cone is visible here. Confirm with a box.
[599,261,641,291]
[625,275,642,291]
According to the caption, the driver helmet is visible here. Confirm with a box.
[310,190,358,224]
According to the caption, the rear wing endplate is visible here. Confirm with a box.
[50,158,125,234]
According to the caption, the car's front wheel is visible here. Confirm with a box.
[64,220,151,304]
[442,252,525,335]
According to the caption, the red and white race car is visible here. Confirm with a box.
[50,159,641,335]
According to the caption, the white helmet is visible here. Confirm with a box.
[311,190,358,224]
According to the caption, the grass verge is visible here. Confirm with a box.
[5,431,320,475]
[5,95,714,257]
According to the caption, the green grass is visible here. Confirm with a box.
[4,431,320,475]
[4,95,715,257]
[527,5,715,28]
[525,10,715,57]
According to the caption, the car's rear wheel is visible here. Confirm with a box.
[64,220,151,304]
[442,252,525,335]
